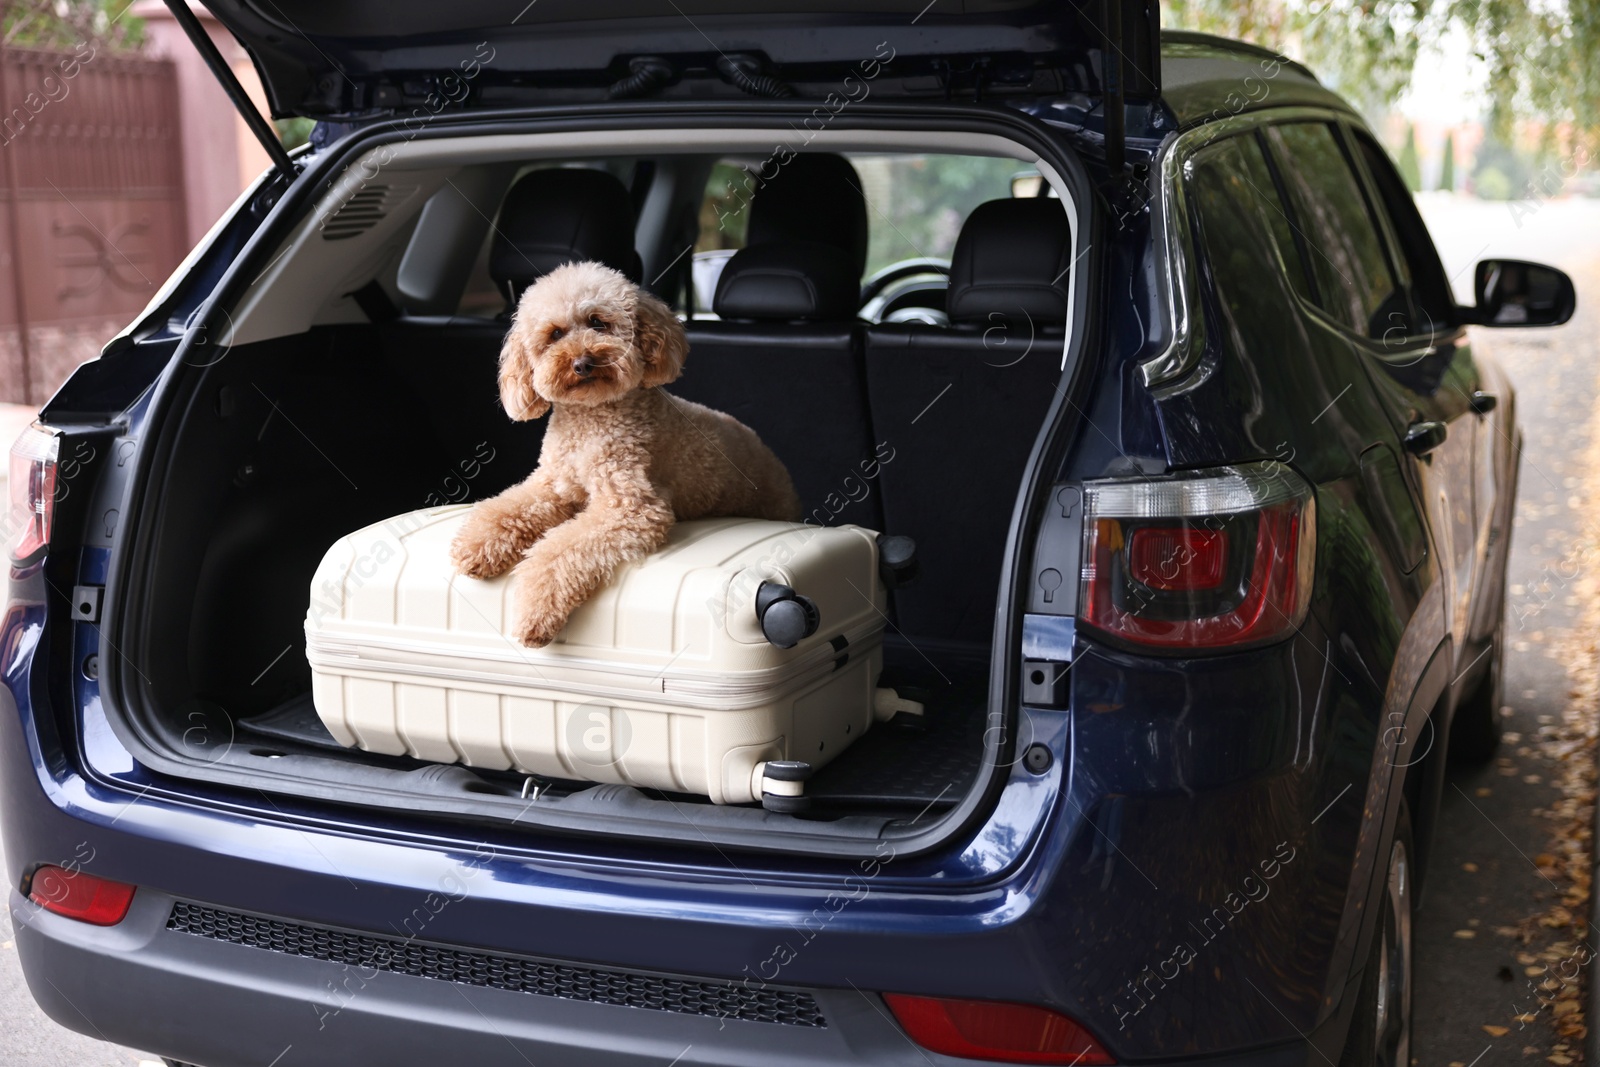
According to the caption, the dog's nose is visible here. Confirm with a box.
[572,355,595,378]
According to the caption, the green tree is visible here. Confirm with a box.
[3,1,141,52]
[1438,131,1456,192]
[1397,124,1422,191]
[1159,0,1600,149]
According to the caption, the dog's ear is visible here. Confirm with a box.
[498,326,551,420]
[633,289,688,388]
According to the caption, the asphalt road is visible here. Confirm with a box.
[1410,195,1600,1067]
[0,196,1596,1067]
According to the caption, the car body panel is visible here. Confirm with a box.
[2,30,1521,1067]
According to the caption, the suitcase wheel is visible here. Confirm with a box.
[760,760,813,813]
[755,582,820,649]
[875,533,919,589]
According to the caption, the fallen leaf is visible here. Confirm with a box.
[1528,966,1548,976]
[1477,786,1493,797]
[1485,1024,1511,1037]
[1464,862,1480,872]
[1455,929,1478,939]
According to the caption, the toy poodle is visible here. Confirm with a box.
[449,261,801,647]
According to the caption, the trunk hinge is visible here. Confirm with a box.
[162,0,297,184]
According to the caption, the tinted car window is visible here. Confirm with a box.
[1264,122,1404,340]
[1350,129,1456,336]
[1186,136,1308,357]
[1237,131,1318,306]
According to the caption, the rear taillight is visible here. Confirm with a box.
[26,866,136,926]
[8,424,59,561]
[1079,462,1315,651]
[884,994,1115,1065]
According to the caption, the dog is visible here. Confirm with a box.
[449,261,801,647]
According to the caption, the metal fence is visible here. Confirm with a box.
[0,42,186,405]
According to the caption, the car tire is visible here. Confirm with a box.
[1449,619,1504,764]
[1339,803,1414,1067]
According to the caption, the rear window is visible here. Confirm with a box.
[693,152,1024,290]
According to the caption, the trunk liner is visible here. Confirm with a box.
[236,661,987,812]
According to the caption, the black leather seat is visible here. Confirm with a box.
[672,154,881,529]
[740,153,870,280]
[381,167,644,492]
[864,198,1074,646]
[675,241,883,529]
[489,167,644,303]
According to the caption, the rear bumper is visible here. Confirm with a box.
[15,884,1329,1067]
[13,886,913,1067]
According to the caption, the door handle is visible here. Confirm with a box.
[1469,391,1498,415]
[1404,420,1448,457]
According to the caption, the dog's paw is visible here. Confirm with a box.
[449,514,524,580]
[511,601,568,648]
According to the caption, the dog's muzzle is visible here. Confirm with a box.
[572,354,597,379]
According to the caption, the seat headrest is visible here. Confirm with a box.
[489,169,643,302]
[712,242,859,322]
[747,154,869,281]
[946,199,1073,325]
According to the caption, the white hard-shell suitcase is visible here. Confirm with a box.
[304,507,920,807]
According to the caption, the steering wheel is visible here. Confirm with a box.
[859,257,951,307]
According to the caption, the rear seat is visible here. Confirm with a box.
[380,168,642,495]
[864,198,1074,646]
[673,153,883,529]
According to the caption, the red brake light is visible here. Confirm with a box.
[1079,463,1315,652]
[27,866,136,926]
[884,994,1115,1065]
[1126,526,1228,591]
[8,425,59,560]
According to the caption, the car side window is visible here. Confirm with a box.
[1185,135,1310,356]
[1236,131,1318,306]
[1263,122,1406,341]
[1349,129,1456,336]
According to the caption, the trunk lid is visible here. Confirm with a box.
[187,0,1160,118]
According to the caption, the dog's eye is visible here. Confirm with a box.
[588,315,608,331]
[548,326,565,341]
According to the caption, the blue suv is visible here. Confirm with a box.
[3,4,1575,1066]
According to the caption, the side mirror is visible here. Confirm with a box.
[1471,259,1576,327]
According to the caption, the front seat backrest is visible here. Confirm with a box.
[746,153,870,282]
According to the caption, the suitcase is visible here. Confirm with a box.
[304,506,920,807]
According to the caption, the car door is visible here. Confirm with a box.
[1262,120,1480,653]
[1343,125,1508,645]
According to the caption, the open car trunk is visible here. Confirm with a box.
[87,106,1092,856]
[136,322,989,827]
